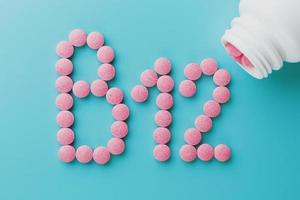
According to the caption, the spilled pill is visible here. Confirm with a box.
[153,144,170,161]
[140,69,158,87]
[154,57,172,75]
[72,80,90,98]
[179,144,197,162]
[87,32,104,49]
[131,85,149,102]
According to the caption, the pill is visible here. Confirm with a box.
[112,104,129,121]
[200,58,218,75]
[87,32,104,49]
[93,146,110,164]
[68,29,87,47]
[55,76,73,93]
[153,144,170,161]
[203,100,221,118]
[225,42,242,58]
[155,110,172,127]
[131,85,149,102]
[184,63,202,81]
[213,86,230,103]
[233,55,243,65]
[153,127,171,144]
[76,145,93,163]
[56,93,73,110]
[154,57,171,75]
[213,69,231,86]
[140,69,158,87]
[58,145,76,163]
[72,80,90,98]
[111,121,128,138]
[97,46,114,63]
[91,79,108,97]
[241,55,253,68]
[106,87,124,105]
[156,93,173,110]
[56,41,74,58]
[194,115,212,133]
[184,128,201,145]
[179,144,197,162]
[197,144,214,161]
[107,138,125,155]
[157,75,174,93]
[97,63,115,81]
[214,144,231,162]
[179,80,196,97]
[56,111,74,128]
[55,58,73,76]
[57,128,75,145]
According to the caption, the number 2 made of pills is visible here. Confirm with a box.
[55,29,232,165]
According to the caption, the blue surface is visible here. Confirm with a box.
[0,0,300,199]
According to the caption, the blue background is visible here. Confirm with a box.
[0,0,300,199]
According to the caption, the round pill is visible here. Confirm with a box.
[112,104,130,121]
[106,87,123,105]
[97,46,114,63]
[225,42,242,57]
[91,79,108,97]
[184,63,202,80]
[56,111,74,128]
[156,93,173,110]
[154,57,171,75]
[184,128,202,145]
[111,121,128,138]
[131,85,149,103]
[55,76,73,93]
[157,75,174,93]
[58,145,76,163]
[153,127,171,144]
[179,80,196,97]
[241,55,253,68]
[93,146,110,164]
[155,110,172,127]
[57,128,75,145]
[72,80,90,98]
[213,69,231,86]
[200,58,218,75]
[56,41,74,58]
[140,69,158,87]
[153,144,170,161]
[213,86,230,103]
[76,145,93,163]
[233,55,243,65]
[97,63,115,81]
[197,144,214,161]
[68,29,87,47]
[194,115,212,133]
[203,100,221,118]
[214,144,231,162]
[55,58,73,76]
[179,144,197,162]
[56,93,73,110]
[107,138,125,155]
[87,32,104,49]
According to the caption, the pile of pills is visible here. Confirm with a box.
[179,58,231,162]
[55,29,129,164]
[225,42,253,68]
[131,57,174,162]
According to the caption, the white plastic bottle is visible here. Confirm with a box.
[221,0,300,79]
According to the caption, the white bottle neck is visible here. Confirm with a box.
[222,15,284,79]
